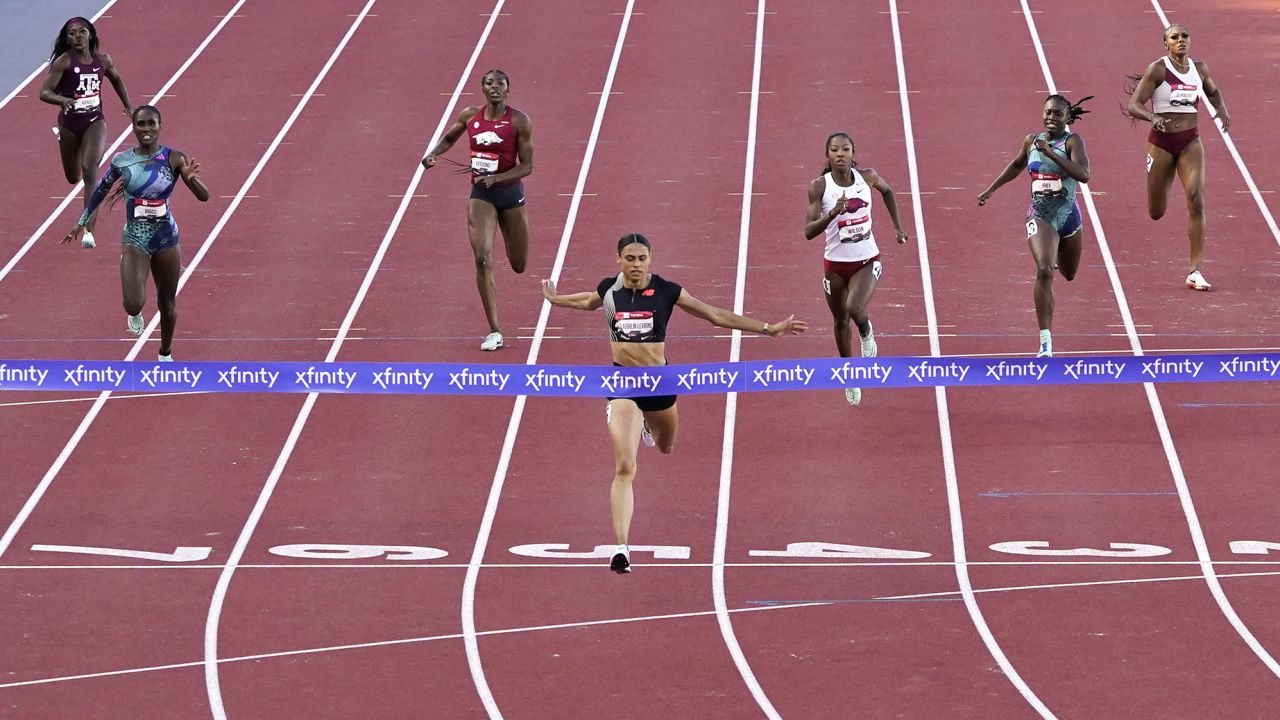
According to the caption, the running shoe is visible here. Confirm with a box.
[610,546,631,574]
[127,313,144,336]
[81,231,95,249]
[640,421,655,448]
[859,321,877,358]
[1036,341,1052,358]
[51,127,60,140]
[158,352,173,363]
[480,332,503,351]
[844,387,862,406]
[1186,270,1212,291]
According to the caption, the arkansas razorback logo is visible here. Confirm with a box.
[842,197,869,214]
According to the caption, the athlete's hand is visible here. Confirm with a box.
[831,193,848,217]
[1151,116,1168,133]
[421,154,439,169]
[894,228,909,244]
[1217,111,1231,133]
[61,225,86,245]
[59,96,76,113]
[475,174,501,188]
[178,156,201,181]
[540,279,557,301]
[978,189,994,206]
[1033,137,1051,154]
[766,315,807,337]
[122,106,132,118]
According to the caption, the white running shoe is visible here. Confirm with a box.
[845,387,862,406]
[859,321,877,358]
[610,545,631,574]
[158,352,173,362]
[1186,270,1212,291]
[51,127,60,140]
[127,313,144,336]
[81,231,96,249]
[480,332,503,351]
[640,422,655,448]
[1036,341,1052,358]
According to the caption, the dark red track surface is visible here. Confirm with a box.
[2,1,1278,718]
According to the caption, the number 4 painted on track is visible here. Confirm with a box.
[749,542,932,559]
[31,544,212,562]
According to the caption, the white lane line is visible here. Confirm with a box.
[11,564,1280,692]
[1147,0,1280,248]
[0,0,250,286]
[881,569,1280,601]
[459,4,635,717]
[712,0,779,717]
[198,3,506,718]
[1022,0,1280,680]
[890,1,1056,717]
[4,599,830,691]
[9,559,1280,570]
[0,0,119,112]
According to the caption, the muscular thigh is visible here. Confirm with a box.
[1175,139,1205,194]
[823,271,851,318]
[467,199,498,253]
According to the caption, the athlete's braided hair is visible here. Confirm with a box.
[51,17,99,61]
[617,232,650,254]
[820,131,856,175]
[1047,94,1092,125]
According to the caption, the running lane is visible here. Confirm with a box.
[723,0,1040,716]
[203,1,626,717]
[0,0,241,272]
[0,2,435,717]
[905,0,1279,716]
[1030,0,1280,706]
[471,1,773,716]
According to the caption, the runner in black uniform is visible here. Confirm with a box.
[541,233,806,573]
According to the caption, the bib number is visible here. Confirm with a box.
[1169,84,1198,108]
[73,94,100,112]
[134,198,168,219]
[1031,172,1063,196]
[470,151,499,174]
[837,216,871,243]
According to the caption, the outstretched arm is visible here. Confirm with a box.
[62,165,120,242]
[978,135,1033,205]
[100,52,132,117]
[675,290,806,336]
[541,279,604,311]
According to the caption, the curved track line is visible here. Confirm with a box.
[1020,0,1280,680]
[889,1,1057,717]
[1146,0,1280,248]
[711,1,780,717]
[197,3,507,718]
[0,0,119,112]
[458,4,635,717]
[0,0,247,287]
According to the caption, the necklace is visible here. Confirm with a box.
[1168,54,1190,72]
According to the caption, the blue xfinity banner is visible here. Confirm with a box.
[0,354,1276,397]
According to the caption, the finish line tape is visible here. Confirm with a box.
[0,353,1276,397]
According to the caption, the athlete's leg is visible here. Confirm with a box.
[467,198,501,334]
[606,398,645,546]
[823,272,854,357]
[120,245,151,317]
[57,123,83,184]
[1027,218,1061,332]
[1175,139,1207,273]
[1056,228,1084,281]
[1145,143,1178,221]
[495,204,530,274]
[151,245,182,356]
[78,119,107,233]
[641,403,678,454]
[842,261,881,340]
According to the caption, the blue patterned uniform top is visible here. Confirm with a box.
[1026,131,1078,229]
[79,145,182,254]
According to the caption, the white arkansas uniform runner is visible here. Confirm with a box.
[821,170,879,263]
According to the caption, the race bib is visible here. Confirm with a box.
[133,198,168,219]
[837,215,871,243]
[1031,172,1063,195]
[1169,84,1198,108]
[470,151,499,174]
[614,311,654,337]
[73,94,100,112]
